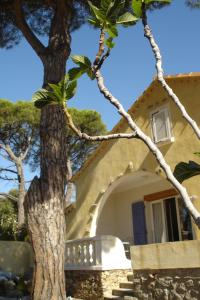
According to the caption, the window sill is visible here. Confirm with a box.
[155,136,175,146]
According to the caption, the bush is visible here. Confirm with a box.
[0,200,18,240]
[0,199,28,241]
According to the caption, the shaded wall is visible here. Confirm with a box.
[96,179,171,243]
[0,241,33,275]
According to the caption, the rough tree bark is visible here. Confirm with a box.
[19,2,72,299]
[25,104,67,299]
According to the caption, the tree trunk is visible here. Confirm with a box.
[16,161,26,226]
[25,102,68,299]
[15,3,72,298]
[25,48,70,299]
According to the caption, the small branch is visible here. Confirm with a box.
[64,106,138,141]
[0,143,7,152]
[65,158,73,207]
[0,175,18,181]
[142,6,200,140]
[1,144,18,162]
[20,137,32,160]
[95,69,200,227]
[0,167,17,175]
[14,0,46,57]
[95,49,111,72]
[93,29,106,69]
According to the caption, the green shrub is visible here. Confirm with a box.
[0,199,18,240]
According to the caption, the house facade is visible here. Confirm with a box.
[66,73,200,247]
[64,73,200,299]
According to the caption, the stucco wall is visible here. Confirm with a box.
[96,179,171,243]
[66,76,200,241]
[131,240,200,270]
[0,241,33,275]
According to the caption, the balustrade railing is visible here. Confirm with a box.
[65,235,131,270]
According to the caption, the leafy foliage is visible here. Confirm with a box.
[30,106,107,172]
[0,99,40,172]
[174,160,200,183]
[33,75,77,108]
[0,190,28,241]
[88,0,138,37]
[0,196,18,241]
[0,1,132,49]
[132,0,171,18]
[66,108,107,172]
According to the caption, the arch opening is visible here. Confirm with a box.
[90,171,194,245]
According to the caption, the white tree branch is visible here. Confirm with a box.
[65,158,74,207]
[95,69,200,227]
[64,107,138,140]
[142,12,200,140]
[0,144,18,162]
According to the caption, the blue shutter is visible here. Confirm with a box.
[132,201,147,245]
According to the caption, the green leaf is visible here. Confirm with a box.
[132,0,142,18]
[101,0,112,12]
[66,81,77,101]
[33,99,52,109]
[32,89,50,102]
[108,0,125,19]
[174,161,200,183]
[71,55,92,68]
[32,89,58,108]
[48,83,63,101]
[87,69,95,80]
[105,37,115,49]
[88,1,106,21]
[106,25,118,37]
[88,18,101,28]
[117,12,138,25]
[68,67,86,81]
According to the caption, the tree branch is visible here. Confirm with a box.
[65,158,74,207]
[142,5,200,140]
[93,29,106,69]
[1,144,18,162]
[95,69,200,228]
[48,0,71,52]
[0,175,18,181]
[20,137,32,160]
[0,167,17,175]
[14,0,46,57]
[64,106,138,141]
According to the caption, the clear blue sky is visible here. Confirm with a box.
[0,0,200,191]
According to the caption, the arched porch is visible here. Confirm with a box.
[90,170,194,245]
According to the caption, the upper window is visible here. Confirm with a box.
[151,106,173,143]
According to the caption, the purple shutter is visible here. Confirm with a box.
[132,201,147,245]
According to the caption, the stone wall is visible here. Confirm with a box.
[65,269,130,300]
[133,268,200,300]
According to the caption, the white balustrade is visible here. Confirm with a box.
[65,235,131,270]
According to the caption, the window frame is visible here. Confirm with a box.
[149,197,181,243]
[150,105,174,144]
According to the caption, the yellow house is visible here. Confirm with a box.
[64,73,200,299]
[66,72,200,246]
